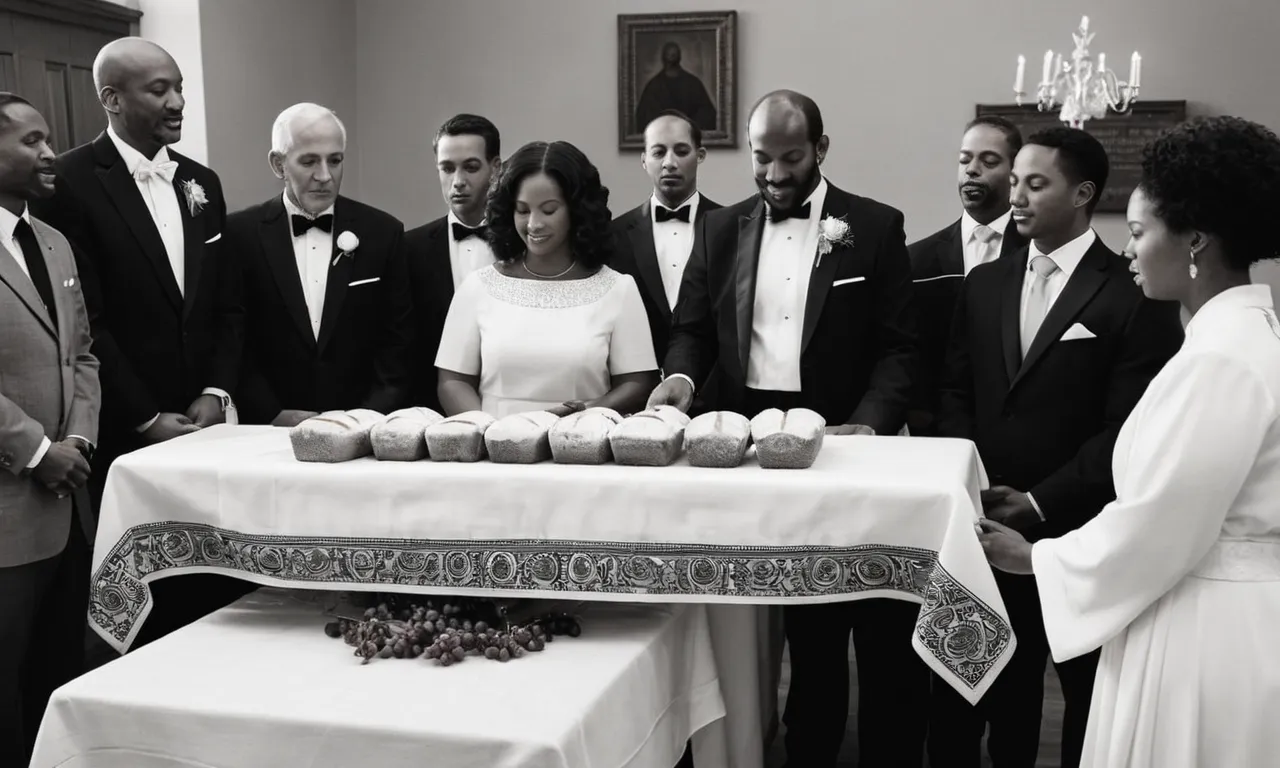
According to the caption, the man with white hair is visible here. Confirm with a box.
[226,102,413,425]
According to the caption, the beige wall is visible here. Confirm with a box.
[352,0,1280,293]
[199,0,359,211]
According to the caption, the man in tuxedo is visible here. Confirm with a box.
[931,128,1183,768]
[404,114,501,410]
[35,38,247,647]
[907,116,1027,436]
[647,90,924,767]
[0,93,100,765]
[612,109,721,368]
[229,102,413,425]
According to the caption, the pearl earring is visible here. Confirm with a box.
[1189,249,1198,280]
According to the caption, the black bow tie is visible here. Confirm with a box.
[654,205,691,223]
[452,222,487,241]
[767,201,811,223]
[291,213,333,237]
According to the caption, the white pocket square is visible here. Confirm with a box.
[1060,322,1097,341]
[204,233,222,244]
[832,276,866,288]
[348,277,380,287]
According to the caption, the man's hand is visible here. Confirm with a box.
[142,412,202,444]
[976,518,1034,575]
[645,377,693,412]
[185,394,225,428]
[32,440,91,495]
[981,485,1040,531]
[272,410,320,428]
[826,424,874,436]
[545,401,586,418]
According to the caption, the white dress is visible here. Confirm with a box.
[1032,283,1280,767]
[434,264,658,417]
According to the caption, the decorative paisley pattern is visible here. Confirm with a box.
[89,523,1012,685]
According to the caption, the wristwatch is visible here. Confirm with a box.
[70,436,94,461]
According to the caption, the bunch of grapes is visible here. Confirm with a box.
[322,596,581,666]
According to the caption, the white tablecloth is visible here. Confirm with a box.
[34,589,726,768]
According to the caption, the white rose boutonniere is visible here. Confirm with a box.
[816,215,854,267]
[333,231,359,266]
[181,179,208,217]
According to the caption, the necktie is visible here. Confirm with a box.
[292,213,334,237]
[1021,255,1061,358]
[767,201,811,224]
[654,205,691,223]
[13,219,58,331]
[451,222,488,241]
[972,224,1000,267]
[133,159,178,184]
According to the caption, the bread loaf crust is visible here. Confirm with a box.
[549,407,623,464]
[425,411,497,462]
[684,411,752,468]
[485,411,561,464]
[610,405,691,466]
[750,408,826,469]
[371,407,444,461]
[290,409,385,463]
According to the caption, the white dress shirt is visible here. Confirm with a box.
[960,208,1013,275]
[1020,227,1096,519]
[283,192,335,339]
[107,125,185,295]
[746,178,829,392]
[447,212,496,290]
[650,191,701,310]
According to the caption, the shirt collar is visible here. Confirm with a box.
[282,190,334,221]
[0,204,30,241]
[960,208,1013,243]
[447,211,487,229]
[1186,284,1275,338]
[650,190,701,221]
[107,124,171,174]
[1029,228,1096,279]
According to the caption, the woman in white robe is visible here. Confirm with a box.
[979,116,1280,767]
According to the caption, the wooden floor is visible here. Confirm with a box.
[763,642,1064,768]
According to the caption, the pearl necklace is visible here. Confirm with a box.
[522,258,576,279]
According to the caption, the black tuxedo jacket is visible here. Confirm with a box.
[36,132,240,456]
[938,237,1184,539]
[907,217,1027,435]
[227,195,414,423]
[403,215,454,411]
[664,185,917,434]
[611,196,722,360]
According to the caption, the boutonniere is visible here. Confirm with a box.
[333,231,359,266]
[816,215,854,267]
[181,179,208,217]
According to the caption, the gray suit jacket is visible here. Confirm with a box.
[0,214,100,567]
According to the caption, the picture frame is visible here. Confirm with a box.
[617,10,738,150]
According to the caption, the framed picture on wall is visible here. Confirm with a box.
[618,11,737,150]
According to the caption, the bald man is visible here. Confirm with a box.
[225,103,413,425]
[648,91,924,767]
[34,38,251,647]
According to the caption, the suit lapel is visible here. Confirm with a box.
[628,201,669,321]
[428,222,454,308]
[260,197,316,349]
[1011,240,1109,389]
[940,220,964,276]
[0,233,56,339]
[1000,218,1028,258]
[800,188,849,353]
[735,199,766,373]
[173,163,204,322]
[316,198,356,353]
[1000,247,1028,385]
[92,135,182,312]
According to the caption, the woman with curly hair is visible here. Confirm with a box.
[980,116,1280,766]
[435,140,659,417]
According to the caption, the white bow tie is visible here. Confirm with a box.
[134,159,178,183]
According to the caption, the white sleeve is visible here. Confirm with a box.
[608,274,659,375]
[1033,351,1274,662]
[434,272,483,376]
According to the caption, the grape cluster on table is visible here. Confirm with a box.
[323,596,581,665]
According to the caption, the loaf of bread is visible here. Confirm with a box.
[609,406,691,466]
[749,408,826,469]
[549,407,624,464]
[684,411,752,468]
[370,407,444,461]
[290,408,385,463]
[424,411,497,462]
[484,411,561,464]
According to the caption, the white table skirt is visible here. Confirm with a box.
[33,589,726,768]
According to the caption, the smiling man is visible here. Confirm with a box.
[612,110,720,366]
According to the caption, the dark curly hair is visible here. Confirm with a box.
[1140,116,1280,271]
[485,140,614,269]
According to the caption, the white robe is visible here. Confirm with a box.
[1032,283,1280,768]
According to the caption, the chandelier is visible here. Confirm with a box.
[1013,15,1141,128]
